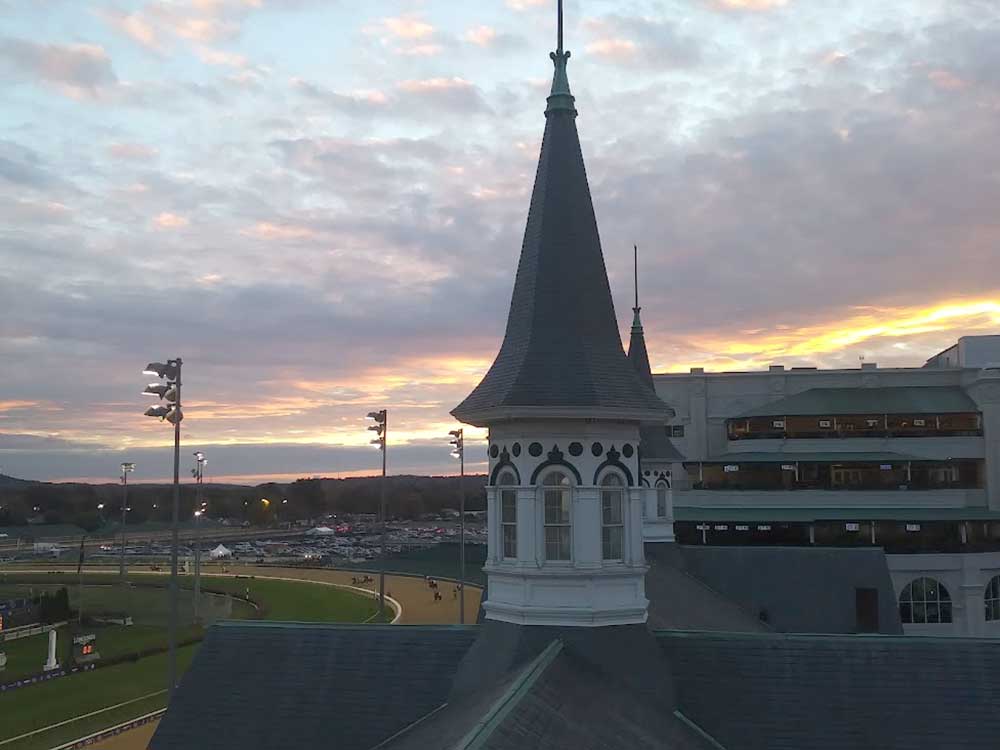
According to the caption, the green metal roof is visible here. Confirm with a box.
[674,506,1000,523]
[736,386,978,418]
[695,451,929,464]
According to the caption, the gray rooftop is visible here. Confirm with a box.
[451,45,668,426]
[674,545,902,635]
[660,630,1000,750]
[736,386,978,417]
[148,623,478,750]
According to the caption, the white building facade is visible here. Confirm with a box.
[642,335,1000,637]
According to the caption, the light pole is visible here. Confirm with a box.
[119,463,135,581]
[367,409,387,616]
[142,358,183,699]
[449,429,465,624]
[191,451,207,623]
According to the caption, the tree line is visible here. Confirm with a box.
[0,474,488,530]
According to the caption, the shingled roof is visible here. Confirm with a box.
[451,43,669,426]
[149,623,478,750]
[660,630,1000,750]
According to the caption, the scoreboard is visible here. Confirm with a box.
[73,633,100,664]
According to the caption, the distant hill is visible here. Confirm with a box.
[0,474,40,488]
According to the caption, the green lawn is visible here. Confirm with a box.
[0,573,383,747]
[0,646,197,750]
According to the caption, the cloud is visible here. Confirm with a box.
[463,25,497,47]
[711,0,790,10]
[153,212,190,229]
[0,37,116,98]
[380,15,435,40]
[107,143,159,161]
[364,13,448,56]
[583,16,701,69]
[505,0,547,9]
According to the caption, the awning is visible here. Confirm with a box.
[735,386,978,418]
[674,506,1000,523]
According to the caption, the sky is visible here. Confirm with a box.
[1,0,999,484]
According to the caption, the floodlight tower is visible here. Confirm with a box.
[449,429,466,624]
[119,462,135,580]
[367,409,387,615]
[142,358,183,698]
[192,451,207,621]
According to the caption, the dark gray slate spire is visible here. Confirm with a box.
[452,15,670,427]
[626,245,654,389]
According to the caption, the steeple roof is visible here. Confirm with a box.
[452,11,670,427]
[626,245,654,389]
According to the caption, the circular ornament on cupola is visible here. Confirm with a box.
[622,444,634,458]
[512,443,522,457]
[591,442,603,457]
[528,442,543,457]
[568,442,583,457]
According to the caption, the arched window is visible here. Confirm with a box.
[899,577,952,624]
[543,472,571,561]
[986,576,1000,622]
[498,471,517,560]
[601,474,625,561]
[656,481,668,518]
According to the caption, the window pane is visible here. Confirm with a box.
[501,490,517,522]
[926,603,940,624]
[503,525,517,559]
[941,602,953,623]
[545,490,570,523]
[545,526,570,561]
[498,471,516,486]
[543,472,569,486]
[602,491,622,524]
[602,526,623,560]
[656,486,667,517]
[912,602,926,624]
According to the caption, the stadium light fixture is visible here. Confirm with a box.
[448,429,466,623]
[140,356,183,699]
[366,409,388,614]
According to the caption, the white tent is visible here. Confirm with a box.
[306,526,336,536]
[209,544,232,559]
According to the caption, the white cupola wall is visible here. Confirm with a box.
[482,419,651,626]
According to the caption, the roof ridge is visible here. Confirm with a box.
[454,638,564,750]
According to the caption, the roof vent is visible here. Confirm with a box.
[690,367,704,374]
[861,362,878,370]
[769,365,785,372]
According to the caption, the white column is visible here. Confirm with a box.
[43,629,59,671]
[516,487,537,566]
[574,487,600,567]
[628,489,645,565]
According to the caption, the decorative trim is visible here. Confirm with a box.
[490,449,521,485]
[593,445,634,486]
[530,446,582,485]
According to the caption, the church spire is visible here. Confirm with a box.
[452,0,668,427]
[547,0,575,113]
[627,245,655,388]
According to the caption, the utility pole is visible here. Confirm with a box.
[192,452,206,622]
[449,429,465,624]
[367,410,388,615]
[119,463,135,581]
[142,358,183,698]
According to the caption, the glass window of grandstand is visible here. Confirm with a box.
[689,460,982,492]
[543,472,572,561]
[601,474,625,561]
[728,412,981,440]
[656,482,668,517]
[899,577,952,624]
[986,577,1000,622]
[498,471,517,560]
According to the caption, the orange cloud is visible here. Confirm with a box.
[153,212,189,229]
[655,296,1000,372]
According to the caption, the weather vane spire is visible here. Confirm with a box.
[557,0,564,55]
[633,244,640,313]
[547,0,575,113]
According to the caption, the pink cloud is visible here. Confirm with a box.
[153,212,190,230]
[463,25,497,47]
[586,38,637,61]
